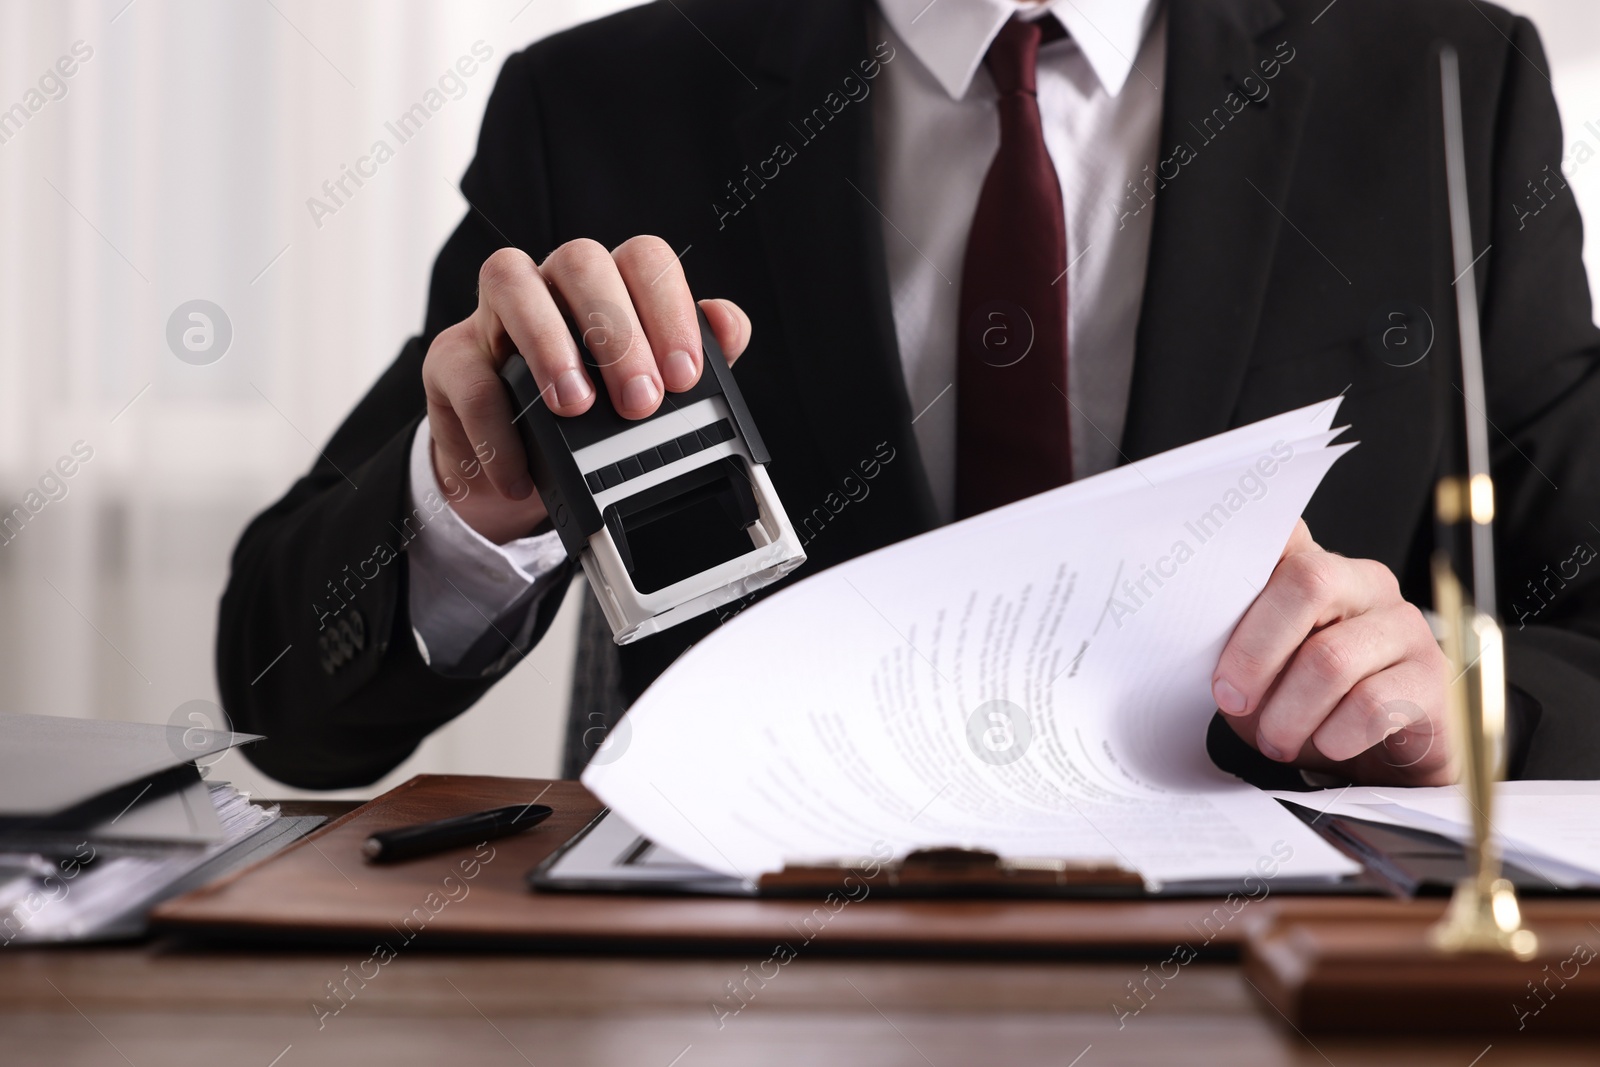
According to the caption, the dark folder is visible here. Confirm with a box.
[529,800,1574,900]
[0,712,256,835]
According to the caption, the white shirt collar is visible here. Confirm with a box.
[876,0,1160,100]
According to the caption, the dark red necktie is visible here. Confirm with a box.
[955,16,1071,519]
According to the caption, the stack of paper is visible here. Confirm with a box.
[584,399,1364,889]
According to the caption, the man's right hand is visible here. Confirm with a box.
[421,237,752,545]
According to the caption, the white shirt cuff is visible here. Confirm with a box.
[405,418,568,670]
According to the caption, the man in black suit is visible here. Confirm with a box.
[218,0,1600,789]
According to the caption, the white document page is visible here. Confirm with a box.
[585,399,1363,888]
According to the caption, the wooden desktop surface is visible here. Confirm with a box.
[3,801,1598,1066]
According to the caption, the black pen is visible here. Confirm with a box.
[362,803,553,863]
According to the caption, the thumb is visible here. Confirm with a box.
[1282,518,1316,558]
[698,298,752,365]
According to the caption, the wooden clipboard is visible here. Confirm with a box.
[153,774,1332,954]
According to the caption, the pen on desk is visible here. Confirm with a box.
[361,803,554,863]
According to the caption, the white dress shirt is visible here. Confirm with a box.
[404,422,568,668]
[875,0,1164,515]
[407,0,1166,668]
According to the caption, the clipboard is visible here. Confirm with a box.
[529,806,1153,898]
[155,775,1296,952]
[528,805,1515,900]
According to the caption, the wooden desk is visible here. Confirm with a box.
[3,803,1597,1065]
[9,941,1600,1065]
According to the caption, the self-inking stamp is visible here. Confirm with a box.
[498,308,805,644]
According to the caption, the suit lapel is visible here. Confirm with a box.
[1122,0,1313,460]
[731,0,939,528]
[731,0,1304,507]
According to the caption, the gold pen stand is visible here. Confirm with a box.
[1427,554,1537,960]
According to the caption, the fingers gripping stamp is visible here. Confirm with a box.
[499,308,805,644]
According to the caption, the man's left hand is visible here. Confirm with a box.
[1212,520,1456,785]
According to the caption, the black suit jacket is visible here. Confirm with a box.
[218,0,1600,788]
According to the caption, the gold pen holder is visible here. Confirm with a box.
[1427,557,1537,960]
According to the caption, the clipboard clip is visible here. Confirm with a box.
[757,846,1143,897]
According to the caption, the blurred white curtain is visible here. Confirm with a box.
[0,0,1595,799]
[0,0,644,797]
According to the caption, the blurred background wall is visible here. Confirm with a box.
[0,0,1596,800]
